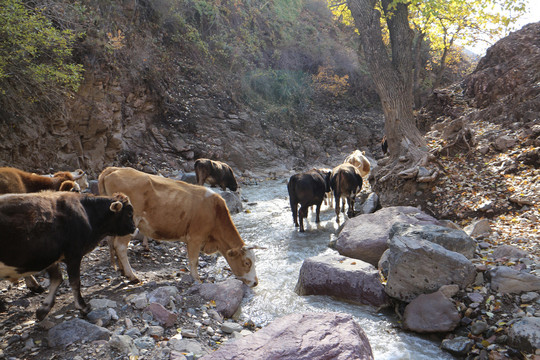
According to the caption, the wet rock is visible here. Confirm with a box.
[219,191,243,214]
[384,230,476,302]
[507,317,540,352]
[489,266,540,294]
[335,206,442,266]
[48,318,111,347]
[403,291,461,333]
[295,253,389,307]
[109,334,139,356]
[189,279,246,318]
[200,312,373,360]
[440,337,474,356]
[145,303,178,327]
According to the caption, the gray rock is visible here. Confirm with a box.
[221,321,243,334]
[180,172,197,184]
[403,291,461,333]
[471,321,489,336]
[295,253,389,307]
[109,334,139,356]
[508,317,540,352]
[441,337,474,356]
[168,336,207,356]
[335,206,441,266]
[491,245,529,260]
[148,286,179,307]
[390,223,476,259]
[86,308,113,327]
[88,298,118,309]
[48,318,111,347]
[147,325,165,337]
[384,231,476,302]
[200,312,373,360]
[189,279,246,318]
[489,266,540,294]
[129,292,149,309]
[146,303,178,327]
[360,192,379,214]
[133,336,155,350]
[219,191,243,214]
[125,328,142,338]
[463,219,492,238]
[521,292,540,303]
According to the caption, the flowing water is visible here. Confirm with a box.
[222,179,454,360]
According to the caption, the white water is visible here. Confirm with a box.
[221,180,455,360]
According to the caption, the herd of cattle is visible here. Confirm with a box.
[288,149,371,232]
[0,150,371,320]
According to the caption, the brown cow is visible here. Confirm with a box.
[330,163,363,224]
[98,167,258,287]
[194,158,238,192]
[0,166,86,293]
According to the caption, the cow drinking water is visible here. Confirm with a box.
[98,166,259,287]
[194,158,238,192]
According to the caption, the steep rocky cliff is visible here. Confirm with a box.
[0,0,383,177]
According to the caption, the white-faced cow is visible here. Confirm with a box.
[331,163,363,224]
[344,150,371,178]
[0,166,86,293]
[0,191,135,320]
[98,167,259,287]
[194,158,238,192]
[288,169,330,232]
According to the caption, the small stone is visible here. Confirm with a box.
[471,321,489,335]
[147,326,164,337]
[221,321,243,334]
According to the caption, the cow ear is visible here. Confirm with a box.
[227,248,242,258]
[110,201,123,212]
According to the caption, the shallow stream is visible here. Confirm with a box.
[222,179,455,360]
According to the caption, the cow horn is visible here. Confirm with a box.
[110,201,123,212]
[245,245,267,250]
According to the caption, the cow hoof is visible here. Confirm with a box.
[36,307,50,321]
[128,278,140,284]
[80,305,91,316]
[28,285,45,294]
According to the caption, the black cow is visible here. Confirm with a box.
[0,191,135,320]
[194,158,238,192]
[331,163,363,224]
[288,170,331,232]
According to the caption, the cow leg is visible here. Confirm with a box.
[65,259,90,316]
[315,202,322,223]
[334,192,341,224]
[298,205,308,232]
[25,275,45,294]
[290,199,299,227]
[111,235,139,283]
[36,264,63,321]
[186,239,202,283]
[142,235,149,251]
[347,197,355,218]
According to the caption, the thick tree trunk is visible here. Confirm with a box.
[347,0,437,207]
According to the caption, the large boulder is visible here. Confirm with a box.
[48,318,111,348]
[295,253,389,307]
[402,291,461,333]
[199,312,373,360]
[384,231,476,302]
[390,223,476,259]
[335,206,441,266]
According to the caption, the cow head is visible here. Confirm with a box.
[109,192,136,236]
[226,246,259,287]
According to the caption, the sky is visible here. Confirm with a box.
[467,0,540,55]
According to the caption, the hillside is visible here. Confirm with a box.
[0,0,383,177]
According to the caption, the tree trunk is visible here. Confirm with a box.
[347,0,436,207]
[412,31,425,109]
[347,0,426,157]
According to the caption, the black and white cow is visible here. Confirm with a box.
[0,191,135,320]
